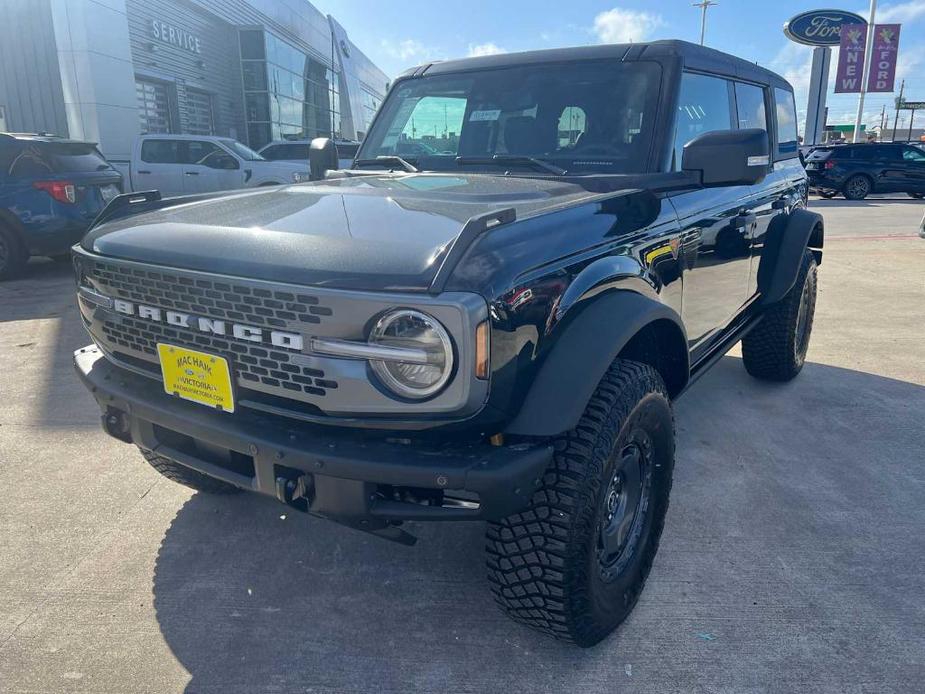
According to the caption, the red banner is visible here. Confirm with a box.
[867,24,901,92]
[834,24,868,93]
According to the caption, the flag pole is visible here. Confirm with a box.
[852,0,877,142]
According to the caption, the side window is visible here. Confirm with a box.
[140,139,182,164]
[260,145,282,160]
[674,72,733,170]
[284,144,310,159]
[774,87,799,158]
[185,141,222,165]
[903,146,925,162]
[8,146,53,177]
[734,82,767,130]
[558,106,587,148]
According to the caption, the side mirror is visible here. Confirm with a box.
[682,128,770,187]
[309,138,339,181]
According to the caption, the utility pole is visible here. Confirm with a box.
[908,109,915,142]
[879,104,886,134]
[852,0,877,143]
[692,1,718,46]
[892,79,905,141]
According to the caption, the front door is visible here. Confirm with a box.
[671,72,754,356]
[182,141,242,194]
[899,145,925,193]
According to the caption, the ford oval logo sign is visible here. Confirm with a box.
[784,9,867,46]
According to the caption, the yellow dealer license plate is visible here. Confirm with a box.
[157,343,235,413]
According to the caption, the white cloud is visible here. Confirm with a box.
[468,42,506,57]
[877,0,925,23]
[380,39,432,62]
[592,7,665,44]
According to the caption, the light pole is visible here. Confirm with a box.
[692,1,719,46]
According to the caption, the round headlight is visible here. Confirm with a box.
[369,309,454,399]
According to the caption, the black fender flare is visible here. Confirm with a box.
[758,207,823,305]
[505,290,688,437]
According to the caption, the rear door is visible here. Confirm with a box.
[137,139,185,196]
[670,72,755,357]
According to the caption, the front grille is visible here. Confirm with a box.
[91,260,334,330]
[85,259,341,404]
[101,315,338,397]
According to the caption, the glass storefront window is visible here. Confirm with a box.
[240,30,265,60]
[136,78,172,133]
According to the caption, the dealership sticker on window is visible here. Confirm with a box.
[469,109,501,122]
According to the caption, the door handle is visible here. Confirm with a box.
[771,198,787,210]
[184,171,199,176]
[733,212,757,228]
[137,170,151,175]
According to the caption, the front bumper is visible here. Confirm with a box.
[75,346,552,541]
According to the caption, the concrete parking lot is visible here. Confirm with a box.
[1,197,923,693]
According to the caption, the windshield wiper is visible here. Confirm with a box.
[353,156,418,173]
[455,155,566,176]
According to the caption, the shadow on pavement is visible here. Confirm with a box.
[150,356,925,693]
[809,196,925,208]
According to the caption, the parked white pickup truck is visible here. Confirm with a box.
[113,134,310,197]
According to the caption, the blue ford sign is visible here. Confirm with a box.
[784,9,867,46]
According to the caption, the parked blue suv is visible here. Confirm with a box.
[0,133,122,279]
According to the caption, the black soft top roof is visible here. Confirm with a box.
[401,39,792,92]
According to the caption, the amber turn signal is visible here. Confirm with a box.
[475,320,490,380]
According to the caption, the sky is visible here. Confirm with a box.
[312,0,925,134]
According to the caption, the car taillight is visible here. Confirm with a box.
[33,180,77,204]
[824,160,836,170]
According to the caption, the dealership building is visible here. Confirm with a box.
[0,0,389,159]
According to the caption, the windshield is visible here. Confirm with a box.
[223,140,265,161]
[359,61,661,175]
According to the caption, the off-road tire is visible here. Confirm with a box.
[486,360,675,647]
[140,448,243,494]
[742,248,817,382]
[843,174,872,200]
[0,224,27,280]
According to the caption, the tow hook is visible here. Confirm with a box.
[102,408,132,443]
[275,473,313,512]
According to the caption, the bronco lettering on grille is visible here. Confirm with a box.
[112,299,303,350]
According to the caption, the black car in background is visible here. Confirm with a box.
[0,133,122,279]
[805,142,925,200]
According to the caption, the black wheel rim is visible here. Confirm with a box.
[794,273,813,360]
[597,431,653,581]
[847,177,868,198]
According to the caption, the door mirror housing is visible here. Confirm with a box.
[682,128,770,187]
[308,138,338,180]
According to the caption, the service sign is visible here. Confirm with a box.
[784,9,868,46]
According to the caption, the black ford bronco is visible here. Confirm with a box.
[73,41,822,646]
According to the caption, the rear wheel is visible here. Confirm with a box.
[487,360,674,647]
[908,192,924,199]
[0,225,27,281]
[843,174,871,200]
[742,249,817,382]
[140,448,243,494]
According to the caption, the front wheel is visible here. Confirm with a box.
[140,448,243,494]
[487,360,675,646]
[742,248,817,382]
[908,192,924,199]
[843,174,872,200]
[818,190,838,199]
[0,225,27,281]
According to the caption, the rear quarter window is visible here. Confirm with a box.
[774,87,799,159]
[41,143,111,173]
